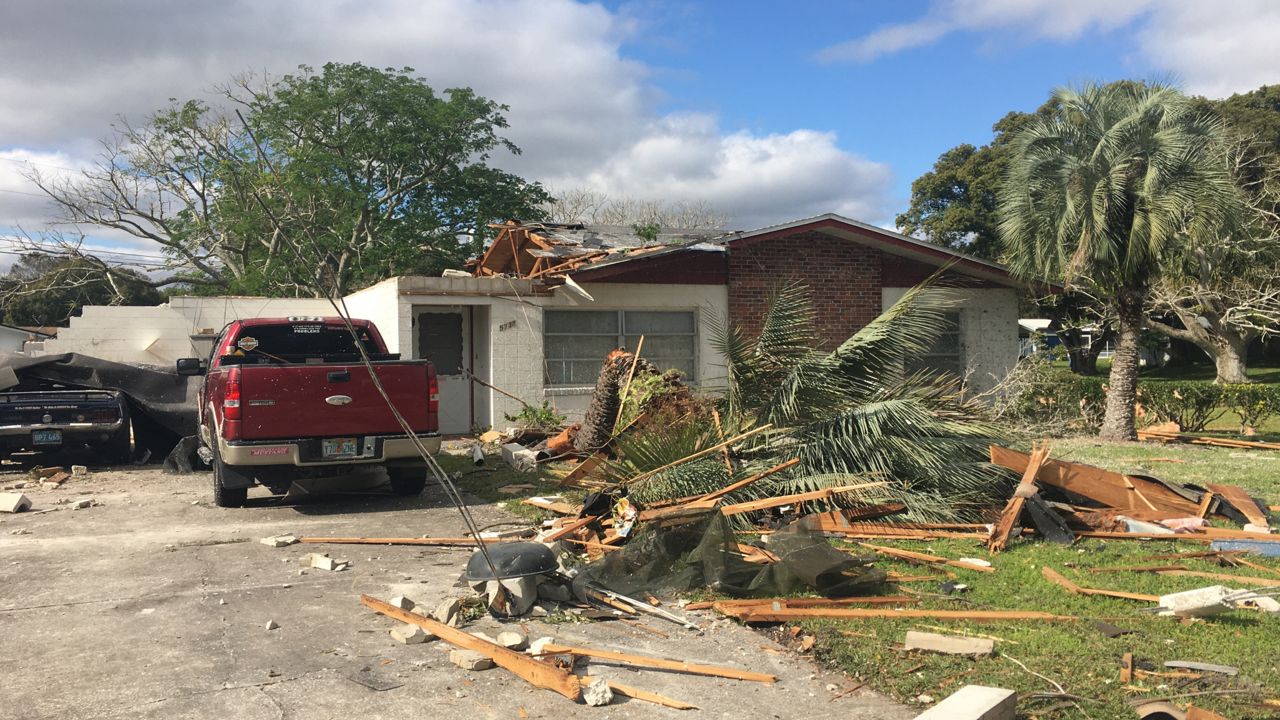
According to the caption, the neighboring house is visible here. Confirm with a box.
[39,214,1026,434]
[0,324,55,353]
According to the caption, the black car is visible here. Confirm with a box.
[0,389,132,463]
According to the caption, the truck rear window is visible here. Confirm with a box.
[227,324,376,362]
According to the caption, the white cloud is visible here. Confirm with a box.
[818,0,1280,98]
[0,0,894,239]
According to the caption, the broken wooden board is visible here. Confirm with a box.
[624,424,774,487]
[990,445,1201,516]
[988,443,1050,552]
[717,607,1076,623]
[858,543,994,573]
[695,458,800,503]
[904,630,994,657]
[300,537,514,546]
[1040,566,1160,602]
[719,482,887,516]
[637,498,718,523]
[1076,531,1214,543]
[522,496,580,515]
[542,643,776,683]
[360,594,581,701]
[683,596,918,611]
[1155,569,1280,587]
[542,515,600,542]
[1206,484,1270,527]
[579,675,696,710]
[1138,429,1280,451]
[800,502,909,532]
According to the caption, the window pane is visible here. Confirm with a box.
[624,311,694,334]
[545,310,618,334]
[625,335,694,357]
[932,332,960,354]
[571,360,605,384]
[545,335,618,359]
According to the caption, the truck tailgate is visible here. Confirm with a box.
[236,363,436,440]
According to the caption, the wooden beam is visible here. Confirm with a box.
[1076,531,1213,543]
[859,543,994,573]
[624,425,774,487]
[719,607,1076,623]
[299,537,514,546]
[360,594,582,701]
[543,515,598,542]
[988,442,1050,552]
[1138,430,1280,451]
[711,409,734,474]
[523,497,580,515]
[801,502,910,531]
[682,595,918,611]
[637,498,719,523]
[990,445,1200,516]
[542,643,777,684]
[1155,569,1280,587]
[697,458,801,503]
[579,676,696,710]
[720,482,887,516]
[1040,566,1160,602]
[613,337,644,430]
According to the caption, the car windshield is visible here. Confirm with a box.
[226,323,375,361]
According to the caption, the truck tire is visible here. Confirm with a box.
[387,466,427,496]
[211,444,251,508]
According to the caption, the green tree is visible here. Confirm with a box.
[31,62,552,296]
[0,253,163,326]
[999,81,1235,440]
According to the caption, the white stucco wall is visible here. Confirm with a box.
[0,326,30,352]
[38,296,333,367]
[881,286,1020,396]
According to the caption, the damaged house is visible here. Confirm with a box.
[35,214,1024,434]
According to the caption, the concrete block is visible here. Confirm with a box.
[450,649,494,671]
[0,493,31,513]
[1158,586,1235,618]
[259,534,298,547]
[915,685,1016,720]
[265,620,280,630]
[71,465,88,476]
[501,443,537,473]
[432,597,463,626]
[309,553,340,571]
[390,624,431,644]
[496,630,528,650]
[904,631,995,657]
[389,595,416,611]
[582,678,614,706]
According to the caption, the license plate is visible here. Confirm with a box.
[32,429,62,446]
[322,437,358,458]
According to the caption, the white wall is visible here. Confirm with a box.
[39,296,333,367]
[342,278,403,354]
[0,326,29,352]
[881,286,1020,396]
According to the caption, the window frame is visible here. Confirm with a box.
[542,308,699,387]
[909,311,964,377]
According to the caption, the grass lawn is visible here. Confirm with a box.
[809,438,1280,718]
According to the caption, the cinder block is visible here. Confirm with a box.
[915,685,1016,720]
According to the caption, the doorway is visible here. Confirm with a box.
[416,307,471,434]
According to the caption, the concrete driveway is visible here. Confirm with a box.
[0,464,914,720]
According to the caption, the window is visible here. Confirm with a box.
[908,312,963,376]
[544,310,697,386]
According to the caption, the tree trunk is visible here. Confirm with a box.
[1213,338,1250,384]
[1099,296,1143,441]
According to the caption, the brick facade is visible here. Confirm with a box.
[727,231,884,349]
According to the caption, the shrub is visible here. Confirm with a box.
[991,355,1106,434]
[1139,381,1224,432]
[504,401,567,431]
[1222,384,1280,432]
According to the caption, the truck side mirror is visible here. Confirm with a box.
[175,358,205,376]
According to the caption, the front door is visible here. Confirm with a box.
[416,308,471,434]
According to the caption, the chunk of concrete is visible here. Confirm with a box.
[309,554,339,571]
[390,624,431,644]
[500,443,537,473]
[71,465,88,476]
[496,629,528,650]
[0,493,31,513]
[259,534,298,547]
[389,595,416,611]
[450,649,494,671]
[904,631,995,657]
[915,685,1016,720]
[432,597,463,626]
[582,678,614,706]
[265,620,280,631]
[1157,585,1235,618]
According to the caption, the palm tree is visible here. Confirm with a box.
[999,81,1234,440]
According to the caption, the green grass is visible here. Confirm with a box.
[435,449,584,523]
[790,439,1280,718]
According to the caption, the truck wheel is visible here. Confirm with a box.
[387,466,427,496]
[211,444,251,508]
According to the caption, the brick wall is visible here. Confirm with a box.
[727,231,883,349]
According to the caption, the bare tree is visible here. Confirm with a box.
[542,187,728,230]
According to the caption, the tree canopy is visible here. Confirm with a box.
[31,62,552,297]
[0,253,163,326]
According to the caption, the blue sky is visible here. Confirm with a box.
[0,0,1277,268]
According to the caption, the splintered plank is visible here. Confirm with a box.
[360,594,581,701]
[988,442,1050,552]
[523,497,580,515]
[542,643,777,683]
[579,676,696,710]
[801,502,909,531]
[624,425,775,487]
[1138,430,1280,451]
[299,537,512,546]
[1207,484,1270,527]
[721,607,1076,623]
[683,596,917,611]
[858,543,994,573]
[1155,569,1280,587]
[989,445,1200,516]
[542,515,600,542]
[696,458,800,503]
[719,482,886,516]
[1040,566,1159,602]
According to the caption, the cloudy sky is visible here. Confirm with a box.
[2,0,1279,265]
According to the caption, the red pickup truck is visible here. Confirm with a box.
[177,317,440,507]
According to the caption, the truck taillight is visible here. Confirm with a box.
[427,368,439,415]
[224,367,242,420]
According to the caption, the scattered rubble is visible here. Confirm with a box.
[260,534,298,547]
[265,620,280,630]
[391,624,431,645]
[581,678,614,706]
[450,649,495,671]
[0,492,31,513]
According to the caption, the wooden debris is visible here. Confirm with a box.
[858,543,994,573]
[715,606,1076,623]
[579,675,696,710]
[819,522,990,540]
[1138,429,1280,451]
[637,499,719,523]
[988,442,1050,552]
[1040,566,1160,602]
[542,642,777,683]
[522,497,580,515]
[542,515,599,542]
[801,502,909,531]
[719,482,886,516]
[584,588,638,615]
[624,425,774,487]
[696,458,800,503]
[683,595,918,611]
[711,408,734,474]
[1206,484,1270,527]
[299,537,514,546]
[1075,531,1214,543]
[1120,652,1134,683]
[1154,569,1280,587]
[990,445,1201,516]
[360,594,582,701]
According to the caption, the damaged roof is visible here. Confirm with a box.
[472,222,725,279]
